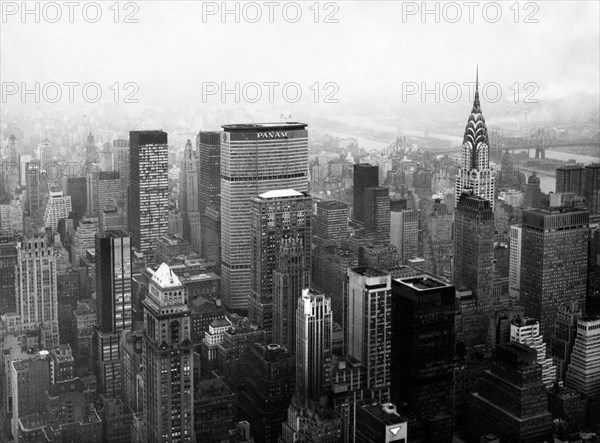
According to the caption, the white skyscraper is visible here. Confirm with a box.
[43,188,72,232]
[566,316,600,397]
[510,317,556,388]
[455,69,495,209]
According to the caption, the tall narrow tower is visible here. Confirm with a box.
[143,263,194,442]
[455,68,495,209]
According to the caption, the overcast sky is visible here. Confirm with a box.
[1,1,599,117]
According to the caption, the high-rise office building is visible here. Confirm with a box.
[466,342,553,442]
[453,194,495,310]
[345,267,391,401]
[43,188,72,232]
[142,263,194,442]
[354,402,408,443]
[510,317,557,387]
[71,216,98,265]
[508,225,522,300]
[523,172,542,209]
[552,302,583,383]
[25,161,43,230]
[364,186,390,244]
[556,164,585,196]
[391,276,455,441]
[273,238,311,354]
[390,208,418,264]
[197,131,221,262]
[313,200,348,246]
[0,233,17,315]
[249,189,312,332]
[85,132,100,165]
[565,315,600,398]
[422,200,453,277]
[220,123,309,311]
[455,72,495,209]
[95,230,132,333]
[179,140,201,252]
[353,164,379,223]
[64,176,88,219]
[295,288,333,405]
[16,234,60,349]
[584,163,600,216]
[87,171,120,217]
[130,130,169,262]
[112,138,130,225]
[520,207,589,341]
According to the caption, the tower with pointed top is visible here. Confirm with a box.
[455,68,495,209]
[180,139,201,252]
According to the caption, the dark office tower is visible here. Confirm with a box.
[345,267,392,402]
[585,163,600,216]
[197,131,221,262]
[354,402,408,443]
[556,164,585,196]
[466,342,553,442]
[143,263,194,442]
[239,343,295,443]
[85,131,100,164]
[221,123,309,312]
[129,130,169,262]
[353,164,379,223]
[391,276,455,442]
[249,189,312,332]
[552,302,583,383]
[25,161,43,229]
[87,170,120,217]
[455,70,495,209]
[521,207,589,342]
[313,200,348,246]
[112,138,130,221]
[64,176,88,219]
[364,186,391,244]
[588,226,600,315]
[453,193,495,311]
[0,233,17,315]
[179,140,201,252]
[95,230,132,333]
[296,288,333,405]
[273,238,310,353]
[523,172,542,208]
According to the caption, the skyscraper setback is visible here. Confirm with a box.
[220,123,309,312]
[455,70,495,209]
[129,130,169,262]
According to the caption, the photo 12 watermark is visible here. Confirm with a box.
[1,1,140,23]
[1,82,140,104]
[401,81,539,104]
[400,1,539,24]
[201,81,339,104]
[201,1,339,23]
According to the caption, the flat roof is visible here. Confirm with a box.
[395,275,451,290]
[258,189,305,199]
[222,122,307,132]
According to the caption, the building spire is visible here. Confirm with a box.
[472,64,481,114]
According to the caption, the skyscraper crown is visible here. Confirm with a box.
[462,66,488,153]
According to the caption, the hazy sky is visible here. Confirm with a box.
[1,1,599,116]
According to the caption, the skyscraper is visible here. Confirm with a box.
[453,193,495,310]
[143,263,194,442]
[353,164,379,223]
[179,140,201,252]
[197,131,221,262]
[565,315,600,398]
[85,131,100,165]
[552,302,583,383]
[87,171,120,217]
[43,188,72,232]
[556,164,585,196]
[455,70,495,209]
[313,200,348,246]
[220,123,309,312]
[520,207,589,341]
[16,234,60,349]
[364,186,390,244]
[295,288,333,405]
[466,342,553,442]
[390,207,418,264]
[25,161,43,230]
[391,275,455,441]
[584,163,600,216]
[523,172,542,209]
[95,230,132,333]
[510,317,557,387]
[130,130,169,262]
[345,267,392,401]
[249,189,312,332]
[0,233,17,315]
[508,225,522,300]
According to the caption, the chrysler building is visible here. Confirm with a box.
[455,68,495,209]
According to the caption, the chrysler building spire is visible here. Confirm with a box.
[455,67,495,209]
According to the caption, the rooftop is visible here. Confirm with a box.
[222,122,307,132]
[396,275,450,291]
[151,263,182,288]
[258,189,304,199]
[350,266,388,278]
